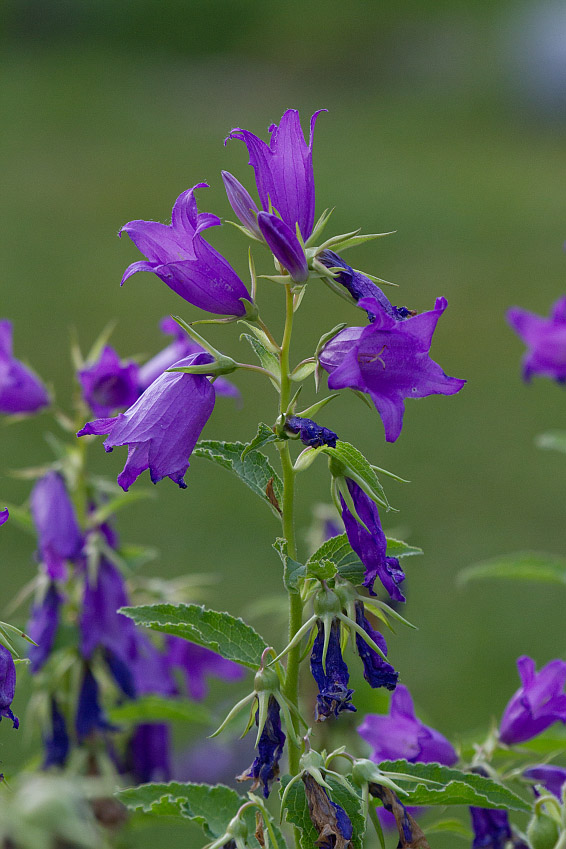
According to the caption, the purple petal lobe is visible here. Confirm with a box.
[78,346,140,417]
[257,212,309,282]
[0,646,19,729]
[499,655,566,744]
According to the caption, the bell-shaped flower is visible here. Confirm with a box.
[237,695,285,799]
[469,807,512,849]
[0,509,7,526]
[120,184,251,316]
[507,296,566,383]
[499,656,566,745]
[523,764,566,799]
[43,699,70,769]
[257,212,309,283]
[310,618,356,722]
[165,636,244,701]
[27,582,63,673]
[225,108,326,241]
[0,320,49,415]
[30,472,83,580]
[0,645,19,729]
[354,602,398,691]
[285,415,337,449]
[358,684,457,765]
[320,296,466,443]
[221,171,262,240]
[126,723,171,785]
[75,667,116,741]
[78,352,216,491]
[78,346,139,417]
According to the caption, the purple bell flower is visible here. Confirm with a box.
[78,352,216,491]
[310,619,356,721]
[120,184,251,317]
[358,684,457,765]
[165,636,244,701]
[0,320,49,415]
[469,807,512,849]
[285,415,337,448]
[507,296,566,382]
[27,583,63,673]
[354,602,398,691]
[237,695,285,799]
[0,510,8,526]
[43,699,70,769]
[75,667,116,741]
[499,656,566,745]
[0,645,19,729]
[221,171,262,239]
[30,472,83,580]
[78,346,139,417]
[127,724,171,785]
[320,296,466,443]
[340,478,405,601]
[257,212,309,283]
[523,764,566,799]
[225,108,326,241]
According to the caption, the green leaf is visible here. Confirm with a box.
[425,818,472,838]
[107,695,210,724]
[240,333,281,382]
[241,422,280,459]
[384,538,423,559]
[120,603,266,670]
[536,430,566,454]
[273,538,306,593]
[322,440,390,510]
[281,775,365,849]
[458,552,566,587]
[377,761,530,812]
[193,439,283,516]
[308,533,419,586]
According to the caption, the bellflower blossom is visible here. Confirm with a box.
[120,184,251,317]
[354,602,398,691]
[165,636,244,701]
[43,699,70,769]
[469,808,513,849]
[310,619,356,721]
[78,352,216,491]
[27,583,63,673]
[0,509,8,526]
[75,667,116,741]
[0,646,19,729]
[78,346,139,417]
[30,472,83,580]
[0,320,49,415]
[358,684,457,765]
[507,296,566,383]
[320,296,466,442]
[499,656,566,745]
[237,695,285,799]
[285,415,337,448]
[226,108,326,241]
[523,764,566,799]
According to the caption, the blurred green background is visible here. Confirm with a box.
[2,0,566,845]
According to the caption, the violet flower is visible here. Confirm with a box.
[43,699,70,769]
[499,656,566,745]
[0,320,49,415]
[27,583,63,673]
[225,108,326,241]
[120,184,251,317]
[354,602,398,691]
[0,646,19,729]
[523,764,566,799]
[310,619,356,721]
[358,684,457,765]
[75,667,116,741]
[320,296,466,443]
[0,510,8,526]
[127,723,171,785]
[30,472,83,580]
[469,806,512,849]
[285,415,337,448]
[165,636,244,701]
[221,171,262,239]
[340,478,405,601]
[78,352,216,491]
[257,211,309,283]
[78,346,139,417]
[507,296,566,382]
[237,695,285,799]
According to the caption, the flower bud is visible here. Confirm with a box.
[313,587,343,618]
[253,666,280,693]
[257,212,309,283]
[527,813,560,849]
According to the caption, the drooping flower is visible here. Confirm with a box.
[499,656,566,745]
[0,645,19,729]
[310,619,356,721]
[256,211,309,283]
[523,764,566,799]
[225,109,326,241]
[78,346,139,417]
[27,582,63,673]
[127,724,171,785]
[30,472,83,580]
[165,636,244,701]
[285,415,337,448]
[221,171,262,239]
[507,297,566,382]
[43,699,70,769]
[320,296,466,443]
[354,602,398,691]
[358,684,457,765]
[0,509,8,526]
[120,184,251,317]
[0,320,49,415]
[469,806,512,849]
[78,352,216,491]
[340,478,405,601]
[75,667,116,741]
[237,695,285,799]
[302,773,353,849]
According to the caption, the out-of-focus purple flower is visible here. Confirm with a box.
[221,171,261,239]
[354,602,398,691]
[523,764,566,799]
[302,773,353,849]
[0,320,49,415]
[132,634,177,698]
[30,472,83,580]
[310,619,356,721]
[78,352,216,491]
[78,346,139,417]
[75,667,116,741]
[340,478,405,601]
[507,297,566,382]
[165,636,244,701]
[27,583,63,673]
[43,699,69,769]
[358,684,457,765]
[174,736,253,785]
[285,415,337,448]
[226,109,326,241]
[0,646,19,729]
[0,509,8,526]
[127,724,171,785]
[320,296,466,443]
[237,696,285,799]
[257,212,309,283]
[499,656,566,745]
[120,184,251,317]
[469,806,512,849]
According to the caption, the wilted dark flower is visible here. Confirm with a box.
[27,582,63,673]
[354,602,398,690]
[0,645,19,729]
[43,699,69,769]
[310,619,355,721]
[302,772,353,849]
[507,296,566,382]
[78,346,139,417]
[166,636,244,701]
[369,784,430,849]
[237,695,285,799]
[499,656,566,745]
[257,212,309,283]
[0,320,49,415]
[285,415,337,448]
[30,472,83,580]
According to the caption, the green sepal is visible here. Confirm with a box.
[315,227,395,254]
[225,218,263,243]
[296,393,340,419]
[353,269,397,287]
[293,447,324,473]
[172,315,227,359]
[323,440,391,510]
[108,695,210,725]
[87,488,154,527]
[305,207,334,247]
[0,620,38,657]
[85,319,118,365]
[314,324,348,360]
[238,320,280,355]
[273,538,306,593]
[240,334,281,387]
[241,423,280,460]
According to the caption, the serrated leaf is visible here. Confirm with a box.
[281,775,365,849]
[107,695,210,724]
[273,538,306,593]
[241,333,281,381]
[536,430,566,454]
[120,603,266,669]
[384,538,423,559]
[241,423,280,459]
[458,552,566,587]
[322,441,390,510]
[193,439,283,517]
[378,761,530,812]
